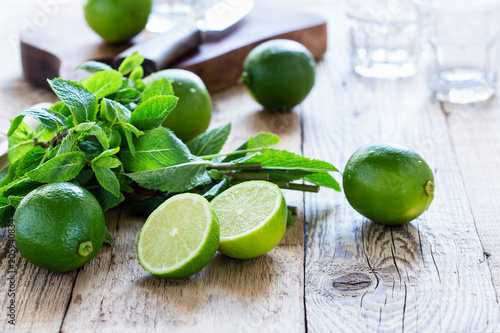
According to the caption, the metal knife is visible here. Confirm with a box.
[112,0,254,75]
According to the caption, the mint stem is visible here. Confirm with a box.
[199,148,263,160]
[222,172,269,181]
[49,129,69,147]
[207,163,262,171]
[272,181,320,193]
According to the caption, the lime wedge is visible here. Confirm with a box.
[211,181,287,259]
[137,193,219,278]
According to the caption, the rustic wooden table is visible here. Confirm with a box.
[2,0,500,332]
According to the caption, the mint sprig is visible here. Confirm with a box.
[1,52,341,227]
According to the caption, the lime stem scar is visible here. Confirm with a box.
[425,181,435,196]
[78,241,94,257]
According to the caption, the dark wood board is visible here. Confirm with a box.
[20,1,327,92]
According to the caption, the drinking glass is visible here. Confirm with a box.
[347,0,419,79]
[413,0,500,103]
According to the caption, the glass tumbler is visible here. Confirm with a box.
[413,0,500,103]
[347,0,419,79]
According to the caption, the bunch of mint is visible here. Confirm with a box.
[0,53,340,228]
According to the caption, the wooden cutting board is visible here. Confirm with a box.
[20,2,327,93]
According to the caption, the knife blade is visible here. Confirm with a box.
[113,0,253,75]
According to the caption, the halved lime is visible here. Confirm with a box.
[137,193,219,278]
[210,181,287,259]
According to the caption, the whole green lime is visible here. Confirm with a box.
[343,143,435,225]
[84,0,152,43]
[241,39,316,111]
[143,69,212,142]
[14,182,106,272]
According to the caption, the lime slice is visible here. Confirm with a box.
[137,193,219,278]
[211,181,287,259]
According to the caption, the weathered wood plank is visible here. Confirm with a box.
[60,86,306,332]
[443,101,500,299]
[303,48,500,331]
[0,230,77,332]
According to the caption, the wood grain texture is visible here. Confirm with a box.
[443,101,500,298]
[0,231,77,332]
[302,40,500,332]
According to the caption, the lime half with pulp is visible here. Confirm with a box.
[137,193,219,278]
[211,181,287,259]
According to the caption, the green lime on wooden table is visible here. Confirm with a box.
[137,193,219,279]
[211,181,287,259]
[143,69,212,142]
[14,182,106,272]
[343,143,435,225]
[83,0,152,43]
[241,39,316,111]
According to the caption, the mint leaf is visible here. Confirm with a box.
[7,116,25,137]
[304,172,341,191]
[130,66,144,82]
[48,78,98,124]
[14,146,46,179]
[93,157,121,169]
[126,161,211,192]
[287,209,294,227]
[80,70,123,99]
[118,52,144,75]
[101,98,131,125]
[34,125,55,143]
[0,161,19,189]
[8,196,22,209]
[3,178,42,197]
[202,178,229,200]
[140,78,174,103]
[0,166,9,183]
[223,132,280,162]
[129,95,178,130]
[120,126,135,156]
[74,169,95,187]
[109,130,122,149]
[104,227,115,244]
[91,164,121,197]
[50,101,71,117]
[78,140,103,156]
[188,123,231,156]
[121,127,195,172]
[89,187,125,212]
[92,147,120,163]
[0,203,14,228]
[8,122,34,164]
[25,108,65,133]
[56,131,78,156]
[129,192,173,216]
[74,122,110,149]
[76,61,114,72]
[27,151,86,183]
[8,108,64,136]
[247,133,281,149]
[107,87,141,104]
[241,148,338,172]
